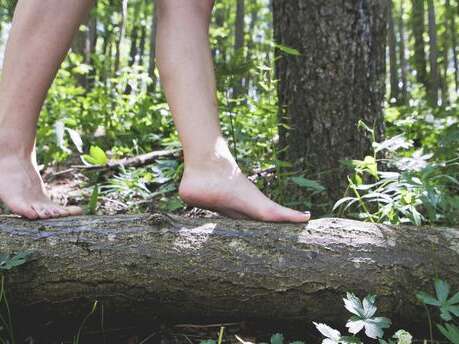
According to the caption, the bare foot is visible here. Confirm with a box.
[179,151,310,223]
[0,153,83,220]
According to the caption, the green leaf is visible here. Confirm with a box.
[417,279,459,321]
[313,322,341,344]
[272,43,301,56]
[270,333,284,344]
[89,146,108,165]
[437,323,459,344]
[416,291,441,306]
[343,294,390,339]
[0,251,32,271]
[66,128,83,153]
[435,279,450,303]
[290,177,326,192]
[87,184,99,215]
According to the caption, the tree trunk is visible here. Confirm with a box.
[447,0,459,92]
[273,0,387,206]
[441,0,450,107]
[114,0,128,74]
[148,1,157,92]
[1,215,458,329]
[427,0,439,106]
[128,0,142,67]
[411,0,428,90]
[389,0,400,102]
[233,0,245,98]
[398,0,408,104]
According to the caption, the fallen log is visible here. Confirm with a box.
[0,214,458,328]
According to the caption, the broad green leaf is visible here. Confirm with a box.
[313,322,340,344]
[290,177,326,192]
[66,128,84,153]
[417,279,459,321]
[270,333,284,344]
[272,43,301,56]
[0,251,32,271]
[435,279,450,303]
[437,323,459,344]
[343,294,390,339]
[416,291,441,306]
[89,146,108,165]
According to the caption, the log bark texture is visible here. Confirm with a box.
[0,214,458,327]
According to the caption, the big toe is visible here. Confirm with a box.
[8,202,39,220]
[263,205,311,223]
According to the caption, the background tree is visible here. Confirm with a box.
[273,0,388,206]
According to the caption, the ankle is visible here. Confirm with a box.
[183,137,238,170]
[0,128,35,159]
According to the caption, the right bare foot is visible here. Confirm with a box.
[0,153,82,220]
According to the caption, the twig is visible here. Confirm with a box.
[72,149,181,171]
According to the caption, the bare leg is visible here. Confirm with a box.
[0,0,93,219]
[156,0,310,222]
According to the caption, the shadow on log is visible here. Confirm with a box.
[0,214,458,330]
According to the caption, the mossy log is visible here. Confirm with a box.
[0,214,458,327]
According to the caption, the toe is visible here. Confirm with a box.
[272,206,311,223]
[9,203,39,220]
[32,204,52,219]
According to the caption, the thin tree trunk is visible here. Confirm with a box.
[138,0,147,67]
[411,0,428,90]
[128,0,142,67]
[114,0,128,74]
[446,0,459,92]
[233,0,246,98]
[427,0,439,106]
[389,0,400,102]
[148,1,157,92]
[245,3,259,96]
[441,0,450,106]
[398,0,408,104]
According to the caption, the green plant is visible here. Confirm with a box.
[335,121,459,225]
[417,279,459,344]
[314,293,393,343]
[0,252,32,344]
[73,301,99,344]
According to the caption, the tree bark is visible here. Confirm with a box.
[389,0,400,102]
[398,0,408,104]
[148,0,157,92]
[427,0,439,106]
[447,0,459,92]
[1,215,458,329]
[273,0,387,206]
[233,0,245,98]
[114,0,128,74]
[411,0,428,90]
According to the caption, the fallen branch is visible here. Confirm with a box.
[71,148,182,172]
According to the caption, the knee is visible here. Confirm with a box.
[156,0,214,20]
